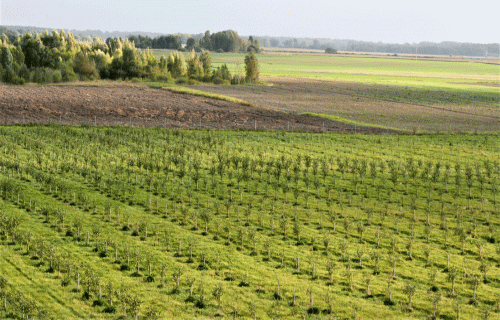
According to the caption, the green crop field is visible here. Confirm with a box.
[0,125,499,319]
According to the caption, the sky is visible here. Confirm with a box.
[1,0,499,44]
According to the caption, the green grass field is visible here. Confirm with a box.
[149,50,500,132]
[209,53,500,110]
[151,50,500,90]
[0,125,499,319]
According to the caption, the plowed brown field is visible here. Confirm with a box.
[0,84,396,133]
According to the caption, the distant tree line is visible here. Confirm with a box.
[259,36,499,57]
[197,30,261,53]
[127,35,182,50]
[2,26,497,57]
[343,41,499,57]
[0,27,17,44]
[0,30,259,85]
[128,30,260,53]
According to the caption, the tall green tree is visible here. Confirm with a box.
[185,38,198,51]
[187,50,204,79]
[20,33,44,68]
[167,51,186,78]
[244,52,259,83]
[0,46,13,69]
[201,31,212,51]
[199,49,211,75]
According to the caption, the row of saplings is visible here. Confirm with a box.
[0,152,498,318]
[2,152,500,318]
[2,202,500,320]
[2,161,499,318]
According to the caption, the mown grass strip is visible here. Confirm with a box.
[157,84,258,107]
[300,112,408,132]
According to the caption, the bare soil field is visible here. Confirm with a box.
[191,77,500,132]
[0,84,396,133]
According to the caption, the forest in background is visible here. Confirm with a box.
[2,25,498,57]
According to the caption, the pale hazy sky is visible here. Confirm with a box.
[1,0,499,44]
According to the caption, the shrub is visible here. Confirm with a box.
[212,77,224,85]
[18,64,31,82]
[11,77,26,85]
[200,75,212,83]
[231,74,246,85]
[103,306,116,313]
[325,47,337,54]
[247,45,259,53]
[212,64,231,81]
[60,63,78,82]
[2,65,16,83]
[72,52,99,80]
[187,79,200,85]
[52,70,63,83]
[175,77,189,84]
[32,67,54,84]
[148,71,172,83]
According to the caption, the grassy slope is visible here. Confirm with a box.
[0,125,499,319]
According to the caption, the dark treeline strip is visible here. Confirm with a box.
[130,30,261,54]
[256,37,499,58]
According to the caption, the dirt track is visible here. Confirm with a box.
[0,84,396,133]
